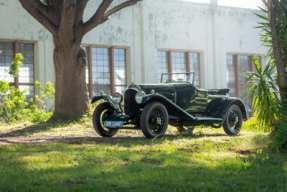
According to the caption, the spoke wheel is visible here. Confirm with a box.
[223,104,242,136]
[140,102,169,139]
[93,103,118,137]
[177,126,195,133]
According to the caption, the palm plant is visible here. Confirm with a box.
[241,56,279,130]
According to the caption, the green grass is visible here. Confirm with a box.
[1,124,287,191]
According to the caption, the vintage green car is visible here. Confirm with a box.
[91,72,248,139]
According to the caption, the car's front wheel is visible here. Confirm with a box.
[140,102,169,139]
[93,102,118,137]
[223,104,242,136]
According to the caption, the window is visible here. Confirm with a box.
[84,46,127,98]
[18,43,35,101]
[0,42,35,101]
[190,53,200,87]
[226,54,257,114]
[227,55,236,97]
[172,52,186,73]
[157,51,168,83]
[114,49,126,94]
[0,42,14,83]
[157,50,200,86]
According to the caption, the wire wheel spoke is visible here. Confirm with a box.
[228,109,240,130]
[148,108,165,134]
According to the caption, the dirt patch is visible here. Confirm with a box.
[141,159,161,164]
[178,147,199,153]
[235,150,255,155]
[150,150,163,153]
[228,148,255,155]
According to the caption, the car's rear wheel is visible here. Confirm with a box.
[223,104,242,136]
[177,126,195,133]
[140,102,169,139]
[93,102,118,137]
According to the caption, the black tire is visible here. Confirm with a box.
[177,126,195,133]
[223,104,243,136]
[93,102,118,137]
[140,102,169,139]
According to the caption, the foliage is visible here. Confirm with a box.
[8,53,23,77]
[272,104,287,150]
[0,80,54,124]
[242,113,270,132]
[0,50,54,124]
[252,1,287,150]
[242,56,279,128]
[0,81,29,123]
[35,81,55,111]
[255,0,287,66]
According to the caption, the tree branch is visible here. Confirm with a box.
[82,0,142,35]
[103,0,142,20]
[59,0,76,41]
[29,0,61,26]
[19,0,57,35]
[74,0,89,28]
[82,0,114,35]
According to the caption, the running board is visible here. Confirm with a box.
[194,117,223,121]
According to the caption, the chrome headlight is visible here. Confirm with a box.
[112,92,123,104]
[135,91,146,104]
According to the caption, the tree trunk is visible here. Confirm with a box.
[49,39,88,121]
[269,0,287,103]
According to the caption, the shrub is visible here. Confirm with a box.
[242,112,270,133]
[0,80,54,124]
[0,50,55,124]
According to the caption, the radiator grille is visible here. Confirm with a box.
[124,89,140,115]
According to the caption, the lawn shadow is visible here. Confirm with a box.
[0,133,229,146]
[0,122,53,138]
[0,140,286,192]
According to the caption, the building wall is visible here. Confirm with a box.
[0,0,268,107]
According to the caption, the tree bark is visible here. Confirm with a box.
[49,39,88,121]
[268,0,287,102]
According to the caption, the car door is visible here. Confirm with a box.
[172,83,196,111]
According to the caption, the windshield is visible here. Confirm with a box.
[161,72,195,84]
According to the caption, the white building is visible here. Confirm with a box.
[0,0,268,111]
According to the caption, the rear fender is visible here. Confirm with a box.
[217,98,248,121]
[140,94,196,120]
[91,95,120,110]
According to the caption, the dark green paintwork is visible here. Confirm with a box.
[216,98,248,121]
[138,84,175,102]
[91,95,120,111]
[92,81,247,122]
[140,94,196,120]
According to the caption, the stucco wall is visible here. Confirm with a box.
[0,0,268,101]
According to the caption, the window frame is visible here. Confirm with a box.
[157,50,201,87]
[227,53,258,114]
[0,41,35,97]
[86,46,127,99]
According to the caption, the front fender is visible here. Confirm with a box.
[91,95,120,110]
[217,98,248,121]
[140,94,196,120]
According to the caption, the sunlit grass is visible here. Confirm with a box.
[1,128,286,191]
[0,121,286,191]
